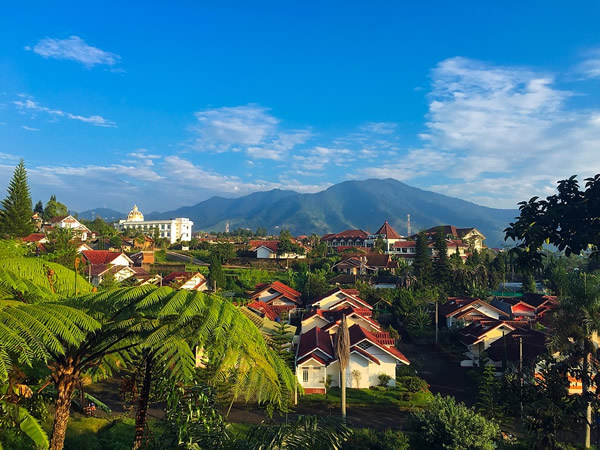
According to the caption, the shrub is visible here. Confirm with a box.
[378,373,393,387]
[408,394,500,449]
[344,428,410,450]
[399,376,428,393]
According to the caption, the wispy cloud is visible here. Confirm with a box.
[361,56,600,207]
[576,49,600,79]
[190,104,311,160]
[21,125,40,131]
[360,122,397,134]
[26,36,120,68]
[14,95,116,128]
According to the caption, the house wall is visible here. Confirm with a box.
[300,316,330,333]
[181,275,207,291]
[256,247,275,259]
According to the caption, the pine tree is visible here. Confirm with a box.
[433,230,450,291]
[208,254,225,290]
[0,160,34,237]
[270,320,293,368]
[476,365,502,419]
[43,194,68,221]
[34,200,44,214]
[413,231,432,287]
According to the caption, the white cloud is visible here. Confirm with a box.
[361,56,600,207]
[22,125,40,131]
[14,95,116,128]
[576,49,600,79]
[28,36,120,68]
[190,104,311,159]
[360,122,397,134]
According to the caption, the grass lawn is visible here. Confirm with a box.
[301,387,433,410]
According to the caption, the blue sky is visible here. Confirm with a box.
[1,1,600,212]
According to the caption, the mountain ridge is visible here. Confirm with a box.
[140,178,517,247]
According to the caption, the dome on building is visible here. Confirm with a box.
[127,204,144,222]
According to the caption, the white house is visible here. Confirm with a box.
[296,324,409,394]
[163,272,208,291]
[308,287,373,312]
[48,215,92,241]
[249,281,302,306]
[89,264,137,286]
[81,250,133,267]
[249,240,306,259]
[115,205,193,244]
[439,296,509,328]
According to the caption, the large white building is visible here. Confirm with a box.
[115,205,193,244]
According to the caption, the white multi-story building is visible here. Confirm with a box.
[115,205,193,244]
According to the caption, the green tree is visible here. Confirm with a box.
[109,234,123,249]
[433,230,450,291]
[208,254,225,290]
[373,235,386,254]
[476,365,501,420]
[42,195,68,221]
[504,174,600,448]
[43,228,78,270]
[413,232,432,287]
[409,394,500,449]
[210,242,236,264]
[33,200,44,214]
[0,160,34,238]
[269,320,294,368]
[521,271,536,294]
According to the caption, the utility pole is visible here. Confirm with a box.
[519,336,523,418]
[435,301,439,344]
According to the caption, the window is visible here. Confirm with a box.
[357,341,371,351]
[302,368,309,383]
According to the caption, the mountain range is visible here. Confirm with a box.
[77,178,518,247]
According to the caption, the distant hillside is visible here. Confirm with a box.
[147,179,518,247]
[77,208,126,222]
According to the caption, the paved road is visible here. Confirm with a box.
[166,251,207,266]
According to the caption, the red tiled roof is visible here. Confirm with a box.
[374,221,402,240]
[22,233,46,242]
[48,215,71,223]
[250,281,301,304]
[297,327,334,360]
[247,301,295,321]
[82,250,129,265]
[321,230,369,241]
[348,324,410,364]
[297,353,328,366]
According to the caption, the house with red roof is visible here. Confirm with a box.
[89,264,138,286]
[416,225,486,251]
[333,254,399,275]
[297,286,410,393]
[249,240,306,259]
[296,323,409,393]
[458,319,517,361]
[82,250,133,267]
[249,281,301,306]
[321,229,371,250]
[439,296,509,328]
[21,233,48,244]
[163,271,208,291]
[308,287,373,311]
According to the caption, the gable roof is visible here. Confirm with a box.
[250,281,301,304]
[486,327,547,365]
[458,320,515,346]
[348,324,410,364]
[82,250,133,265]
[309,287,373,310]
[297,327,334,360]
[247,301,295,321]
[374,221,402,240]
[163,271,205,284]
[321,230,369,241]
[520,293,559,309]
[22,233,47,242]
[439,296,509,319]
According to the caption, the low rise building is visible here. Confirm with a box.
[115,205,193,244]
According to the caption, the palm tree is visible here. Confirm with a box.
[549,272,600,449]
[335,316,350,418]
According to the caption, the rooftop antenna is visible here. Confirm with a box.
[407,214,411,236]
[225,221,230,233]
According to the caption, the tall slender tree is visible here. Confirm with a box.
[335,315,350,419]
[433,230,450,291]
[413,232,432,287]
[0,160,34,237]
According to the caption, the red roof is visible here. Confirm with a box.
[297,327,334,360]
[348,324,410,364]
[163,271,204,284]
[82,250,129,265]
[374,221,402,240]
[321,230,369,241]
[250,281,301,304]
[250,240,279,252]
[247,301,295,321]
[22,233,46,242]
